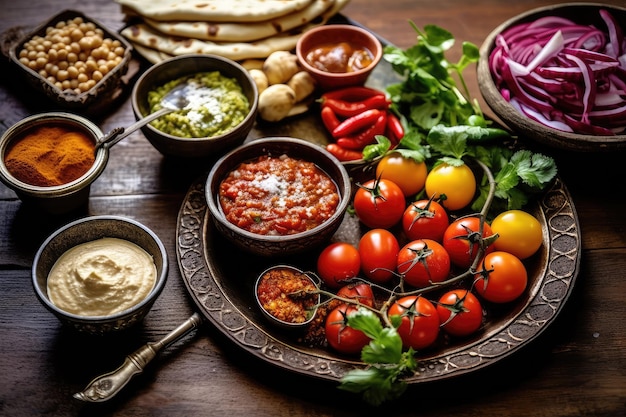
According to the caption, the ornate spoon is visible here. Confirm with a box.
[73,312,202,403]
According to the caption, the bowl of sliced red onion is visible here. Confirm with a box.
[478,3,626,151]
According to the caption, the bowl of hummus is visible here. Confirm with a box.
[131,54,258,158]
[32,215,168,334]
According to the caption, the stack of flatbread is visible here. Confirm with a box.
[117,0,351,64]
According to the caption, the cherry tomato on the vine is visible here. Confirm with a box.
[325,304,371,354]
[424,163,476,211]
[490,209,543,259]
[358,228,399,283]
[388,295,440,350]
[375,152,428,197]
[337,282,375,308]
[437,289,483,337]
[473,251,528,303]
[443,217,494,269]
[316,242,360,289]
[396,239,450,288]
[402,198,449,242]
[353,178,405,229]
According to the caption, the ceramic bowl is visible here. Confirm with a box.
[0,112,109,214]
[254,265,320,330]
[32,215,168,335]
[131,54,258,158]
[296,24,382,91]
[9,9,133,115]
[206,137,351,257]
[477,3,626,151]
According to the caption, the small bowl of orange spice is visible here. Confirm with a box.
[255,265,321,330]
[296,24,382,91]
[0,112,109,213]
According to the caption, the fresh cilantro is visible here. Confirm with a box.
[338,308,418,406]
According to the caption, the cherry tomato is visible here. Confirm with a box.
[424,163,476,211]
[316,242,360,289]
[474,251,528,303]
[375,152,428,197]
[396,239,450,288]
[337,282,375,308]
[358,228,399,283]
[491,209,543,259]
[325,304,371,354]
[443,217,494,269]
[353,178,405,229]
[388,295,439,350]
[402,198,449,242]
[437,289,483,337]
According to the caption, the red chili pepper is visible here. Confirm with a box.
[320,106,341,132]
[332,109,382,138]
[387,113,405,140]
[321,86,385,102]
[321,94,389,118]
[326,143,363,162]
[336,113,387,150]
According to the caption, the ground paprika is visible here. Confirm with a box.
[4,124,95,187]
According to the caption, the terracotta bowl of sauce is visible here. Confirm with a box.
[296,24,382,91]
[32,215,168,335]
[0,112,109,214]
[206,137,351,257]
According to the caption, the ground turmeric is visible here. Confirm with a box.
[4,124,95,187]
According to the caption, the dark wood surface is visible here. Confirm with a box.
[1,1,625,416]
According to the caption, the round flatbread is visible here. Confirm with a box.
[115,0,314,22]
[143,0,335,42]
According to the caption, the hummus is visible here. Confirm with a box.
[47,238,157,317]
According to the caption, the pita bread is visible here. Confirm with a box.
[122,0,350,62]
[115,0,314,22]
[143,0,335,42]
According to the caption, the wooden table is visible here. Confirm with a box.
[1,1,625,416]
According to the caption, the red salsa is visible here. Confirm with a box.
[305,41,374,73]
[257,267,318,324]
[218,154,340,235]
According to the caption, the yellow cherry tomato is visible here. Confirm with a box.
[375,152,428,197]
[490,209,543,259]
[424,163,476,211]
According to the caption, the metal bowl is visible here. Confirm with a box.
[131,54,258,159]
[477,3,626,151]
[0,112,109,214]
[206,137,351,257]
[32,215,168,335]
[8,9,133,115]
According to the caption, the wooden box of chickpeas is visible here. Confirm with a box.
[9,9,133,113]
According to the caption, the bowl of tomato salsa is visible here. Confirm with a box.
[206,137,351,257]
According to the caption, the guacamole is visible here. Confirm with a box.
[147,71,249,138]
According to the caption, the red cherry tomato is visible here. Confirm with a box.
[402,198,449,242]
[473,251,528,303]
[316,242,360,289]
[358,228,399,283]
[443,217,494,269]
[353,178,405,229]
[436,289,483,337]
[325,304,371,354]
[336,282,375,308]
[388,295,439,350]
[396,239,450,288]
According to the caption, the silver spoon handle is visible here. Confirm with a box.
[73,312,202,403]
[96,106,173,151]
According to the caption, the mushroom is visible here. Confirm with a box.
[287,71,316,102]
[263,51,300,85]
[258,84,297,122]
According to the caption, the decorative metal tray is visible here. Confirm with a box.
[175,23,581,383]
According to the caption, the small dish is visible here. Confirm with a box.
[296,24,382,91]
[255,265,320,330]
[32,215,168,335]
